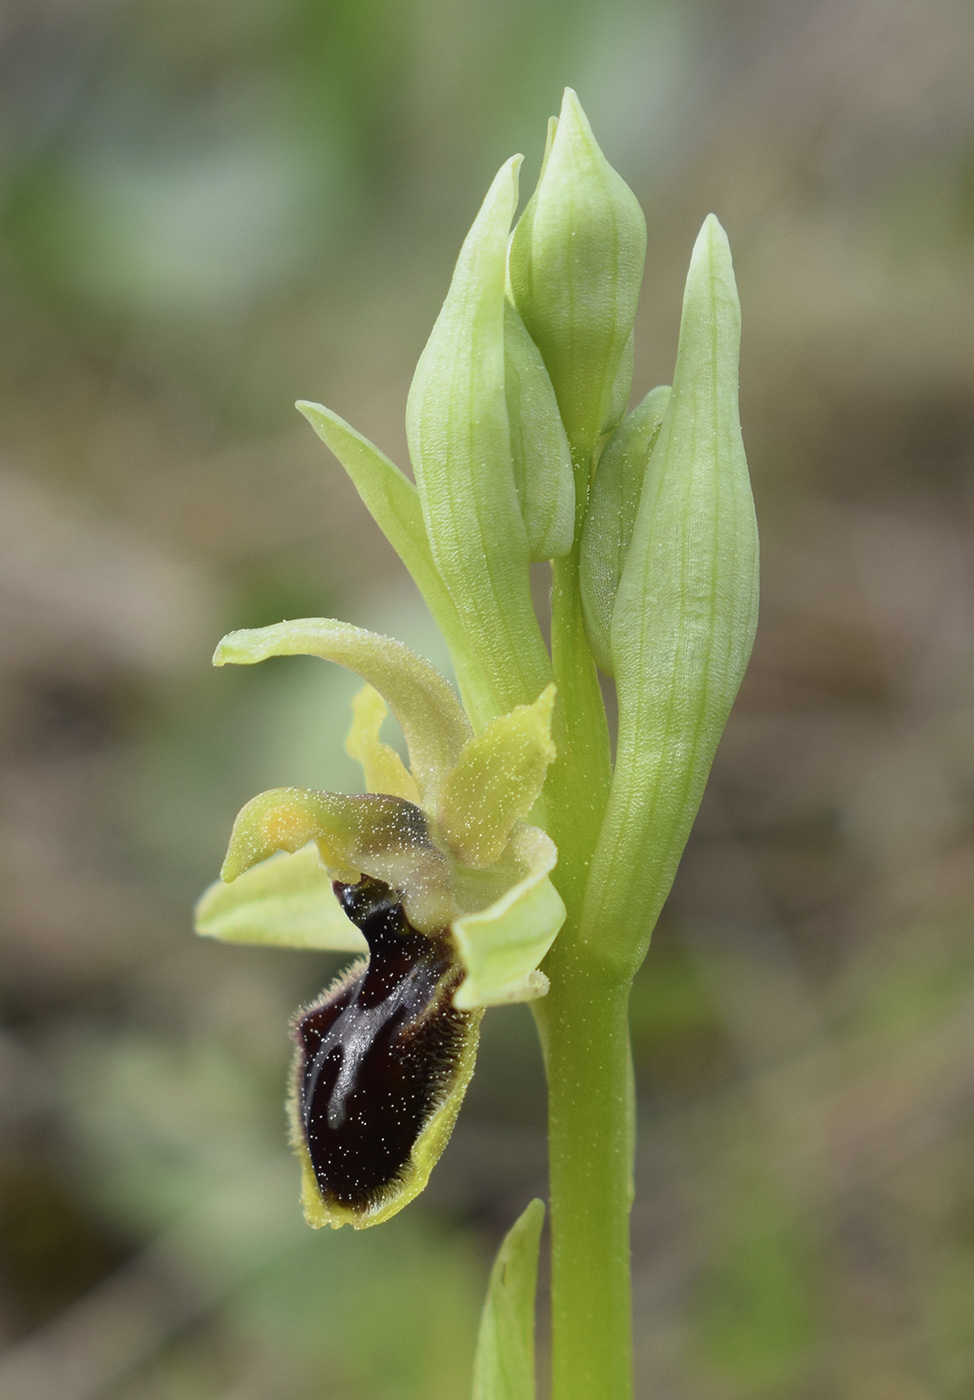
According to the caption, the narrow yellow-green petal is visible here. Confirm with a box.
[213,618,471,808]
[195,845,365,952]
[345,684,420,804]
[439,685,557,868]
[452,826,564,1008]
[583,215,759,976]
[221,787,454,934]
[472,1199,545,1400]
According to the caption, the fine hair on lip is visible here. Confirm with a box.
[291,876,474,1212]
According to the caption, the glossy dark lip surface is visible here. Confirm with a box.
[292,877,471,1211]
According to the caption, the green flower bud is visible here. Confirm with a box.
[503,300,574,561]
[508,89,647,469]
[579,384,671,676]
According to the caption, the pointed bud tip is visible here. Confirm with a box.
[556,87,599,154]
[685,214,739,323]
[559,86,583,120]
[690,213,732,272]
[497,152,524,192]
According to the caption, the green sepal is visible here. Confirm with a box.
[439,684,556,868]
[508,88,646,467]
[579,384,671,675]
[213,618,471,810]
[451,825,564,1009]
[503,301,574,561]
[583,214,759,976]
[472,1198,545,1400]
[194,844,365,952]
[406,157,551,716]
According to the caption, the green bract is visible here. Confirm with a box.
[472,1198,545,1400]
[581,214,759,977]
[503,300,575,562]
[579,384,671,676]
[405,157,552,719]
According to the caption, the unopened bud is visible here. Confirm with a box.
[508,88,646,469]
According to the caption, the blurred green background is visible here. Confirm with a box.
[1,0,974,1396]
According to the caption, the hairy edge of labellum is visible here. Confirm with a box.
[287,875,483,1228]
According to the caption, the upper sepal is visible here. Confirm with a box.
[213,618,471,810]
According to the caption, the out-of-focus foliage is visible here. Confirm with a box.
[1,0,974,1396]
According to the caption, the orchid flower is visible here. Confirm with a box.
[195,618,564,1229]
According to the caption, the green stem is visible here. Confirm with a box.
[536,957,634,1400]
[533,543,633,1400]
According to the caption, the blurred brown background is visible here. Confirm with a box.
[1,0,973,1396]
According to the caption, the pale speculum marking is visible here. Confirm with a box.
[292,876,471,1211]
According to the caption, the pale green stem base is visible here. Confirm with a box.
[533,546,636,1400]
[534,958,634,1400]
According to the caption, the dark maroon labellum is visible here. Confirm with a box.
[292,876,473,1212]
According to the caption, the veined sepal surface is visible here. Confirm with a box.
[582,214,759,976]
